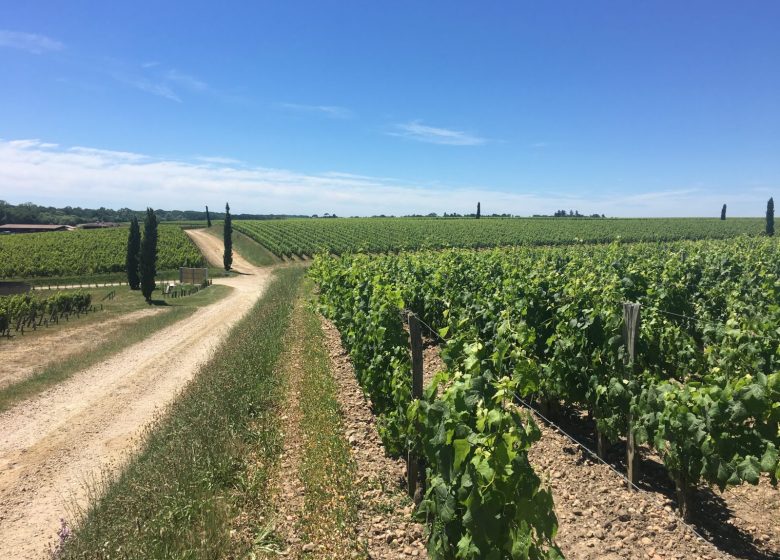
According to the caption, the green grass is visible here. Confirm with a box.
[3,269,197,288]
[206,225,279,267]
[62,267,305,560]
[7,267,232,288]
[0,284,231,413]
[289,279,364,556]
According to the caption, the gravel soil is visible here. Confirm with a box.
[320,316,428,559]
[422,341,779,560]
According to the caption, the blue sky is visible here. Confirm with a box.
[1,1,779,216]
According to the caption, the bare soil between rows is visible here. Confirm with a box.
[320,316,428,559]
[419,340,779,560]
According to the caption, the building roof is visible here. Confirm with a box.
[0,224,68,230]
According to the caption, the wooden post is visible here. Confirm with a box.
[623,302,641,488]
[407,313,424,500]
[596,429,609,459]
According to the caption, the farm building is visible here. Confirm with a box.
[0,223,71,234]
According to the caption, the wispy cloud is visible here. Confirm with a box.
[196,155,243,165]
[389,121,487,146]
[0,138,769,217]
[113,74,181,102]
[69,146,148,162]
[0,30,64,54]
[165,69,208,92]
[109,64,210,103]
[278,103,353,119]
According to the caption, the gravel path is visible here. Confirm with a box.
[0,230,272,559]
[0,308,162,389]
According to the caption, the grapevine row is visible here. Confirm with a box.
[235,217,765,258]
[0,225,204,278]
[0,291,93,336]
[311,236,780,555]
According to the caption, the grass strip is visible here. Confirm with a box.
[4,268,231,288]
[207,225,280,267]
[0,284,231,413]
[62,267,304,559]
[289,279,363,557]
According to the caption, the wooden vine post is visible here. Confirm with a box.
[596,426,609,460]
[623,302,641,489]
[407,313,424,500]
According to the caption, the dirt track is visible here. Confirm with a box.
[0,308,163,390]
[0,230,272,559]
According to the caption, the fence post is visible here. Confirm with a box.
[407,313,424,500]
[623,302,641,489]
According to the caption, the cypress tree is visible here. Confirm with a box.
[140,208,159,302]
[206,205,212,228]
[476,202,481,219]
[223,202,233,270]
[126,216,141,289]
[767,198,775,236]
[720,204,727,220]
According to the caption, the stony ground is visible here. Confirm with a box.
[321,316,428,559]
[421,339,779,560]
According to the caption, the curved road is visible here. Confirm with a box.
[0,229,272,558]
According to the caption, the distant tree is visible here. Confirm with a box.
[476,202,481,219]
[206,205,212,227]
[767,198,774,236]
[139,208,158,302]
[223,202,233,270]
[126,216,141,289]
[720,204,727,220]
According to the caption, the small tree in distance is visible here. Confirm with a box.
[223,202,233,271]
[476,202,481,219]
[767,197,774,236]
[720,204,727,220]
[206,205,212,228]
[126,216,141,289]
[140,208,159,302]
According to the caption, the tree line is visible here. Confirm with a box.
[0,200,303,226]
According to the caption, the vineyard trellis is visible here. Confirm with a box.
[0,291,94,337]
[234,217,766,258]
[0,225,204,279]
[311,235,780,557]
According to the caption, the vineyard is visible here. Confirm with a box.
[234,217,765,257]
[0,226,204,278]
[0,291,93,336]
[310,236,780,557]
